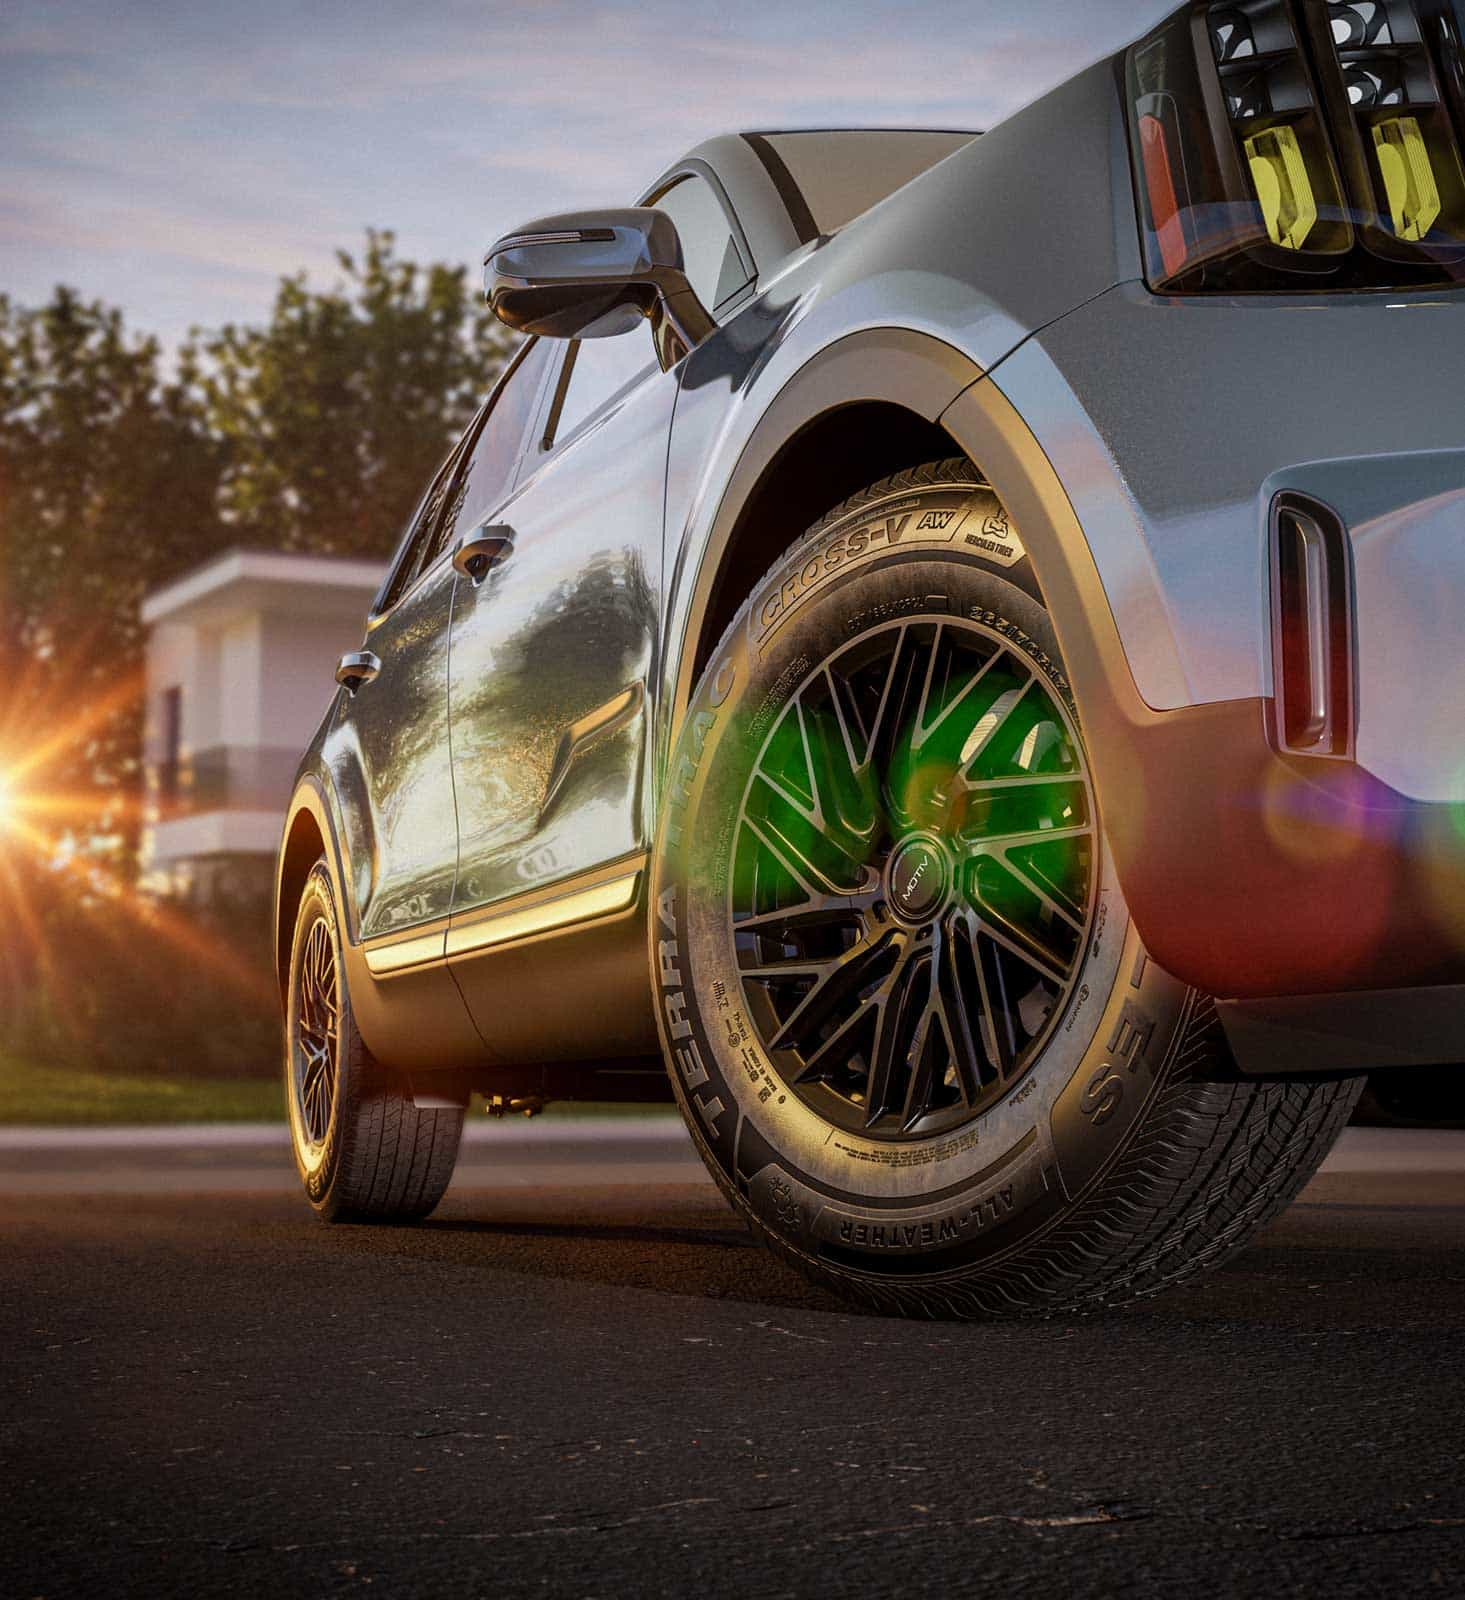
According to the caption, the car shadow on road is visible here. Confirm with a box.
[357,1173,1465,1329]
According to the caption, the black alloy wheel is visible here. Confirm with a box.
[732,614,1096,1141]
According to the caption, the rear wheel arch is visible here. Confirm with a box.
[690,400,958,683]
[670,327,982,745]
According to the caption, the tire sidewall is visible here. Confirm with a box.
[653,480,1190,1281]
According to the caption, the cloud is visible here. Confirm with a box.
[0,0,1175,346]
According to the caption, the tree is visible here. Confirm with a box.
[0,231,513,876]
[0,237,516,1078]
[196,228,516,560]
[0,287,227,863]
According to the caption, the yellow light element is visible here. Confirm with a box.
[1371,115,1441,240]
[0,769,12,830]
[1246,124,1319,250]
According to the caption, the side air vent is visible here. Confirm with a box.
[1269,492,1355,758]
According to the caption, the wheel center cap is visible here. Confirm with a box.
[886,834,949,924]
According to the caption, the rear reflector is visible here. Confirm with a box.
[1244,122,1320,248]
[1371,114,1445,237]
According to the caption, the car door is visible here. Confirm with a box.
[442,172,757,1050]
[325,445,464,946]
[443,170,757,927]
[444,325,671,930]
[323,339,552,951]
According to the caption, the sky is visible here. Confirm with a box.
[1,0,1176,350]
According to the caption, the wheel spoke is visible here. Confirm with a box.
[970,928,1019,1080]
[936,927,988,1104]
[751,930,898,1054]
[862,958,916,1127]
[970,843,1090,936]
[964,893,1070,990]
[732,882,877,938]
[914,633,1008,755]
[793,1001,877,1083]
[897,949,943,1129]
[743,810,857,902]
[731,607,1097,1141]
[956,678,1036,775]
[293,915,339,1146]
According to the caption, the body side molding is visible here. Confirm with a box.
[538,682,646,823]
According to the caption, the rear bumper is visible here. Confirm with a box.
[940,333,1465,1002]
[1100,695,1465,998]
[1219,983,1465,1076]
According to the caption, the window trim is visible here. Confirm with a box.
[643,160,757,314]
[368,336,549,625]
[533,162,758,461]
[537,338,659,458]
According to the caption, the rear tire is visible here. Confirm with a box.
[285,862,463,1222]
[652,458,1361,1317]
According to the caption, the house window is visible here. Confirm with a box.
[159,686,182,800]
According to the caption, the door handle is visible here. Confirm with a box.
[335,650,381,693]
[453,523,515,586]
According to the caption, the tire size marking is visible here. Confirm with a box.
[657,888,727,1141]
[830,1125,981,1170]
[844,595,926,636]
[746,654,810,746]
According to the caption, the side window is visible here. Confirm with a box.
[374,339,550,613]
[439,338,552,551]
[546,334,656,451]
[653,173,752,312]
[537,171,750,456]
[376,446,463,613]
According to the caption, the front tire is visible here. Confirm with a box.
[285,862,464,1222]
[652,459,1360,1317]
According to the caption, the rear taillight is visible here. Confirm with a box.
[1311,1,1465,260]
[1270,493,1355,758]
[1127,0,1465,290]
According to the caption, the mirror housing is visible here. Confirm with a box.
[484,207,716,368]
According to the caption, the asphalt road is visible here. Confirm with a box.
[3,1122,1463,1599]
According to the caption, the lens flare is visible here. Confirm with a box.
[0,640,276,1021]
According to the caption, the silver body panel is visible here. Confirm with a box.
[277,30,1465,1069]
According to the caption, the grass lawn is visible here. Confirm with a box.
[1,1055,284,1126]
[0,1053,678,1126]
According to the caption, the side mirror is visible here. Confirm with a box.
[484,207,716,369]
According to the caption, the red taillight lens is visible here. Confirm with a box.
[1138,112,1190,277]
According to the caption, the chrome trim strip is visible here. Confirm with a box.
[445,860,644,961]
[362,924,448,977]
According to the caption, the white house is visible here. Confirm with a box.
[139,549,382,902]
